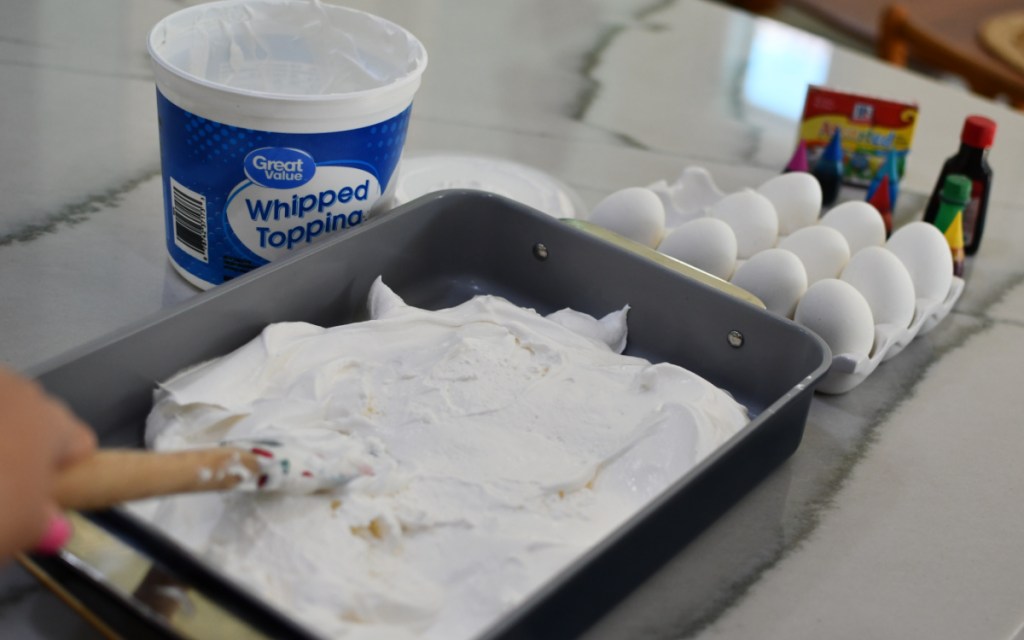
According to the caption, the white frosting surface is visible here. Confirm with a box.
[137,278,748,639]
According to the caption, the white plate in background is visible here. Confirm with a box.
[392,153,586,219]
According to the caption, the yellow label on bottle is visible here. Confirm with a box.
[943,211,964,251]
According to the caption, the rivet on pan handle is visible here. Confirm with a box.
[560,219,766,310]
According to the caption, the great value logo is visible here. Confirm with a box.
[226,165,382,261]
[244,147,316,189]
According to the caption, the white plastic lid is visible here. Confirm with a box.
[148,0,427,131]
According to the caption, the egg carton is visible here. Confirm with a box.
[819,275,964,394]
[585,166,965,396]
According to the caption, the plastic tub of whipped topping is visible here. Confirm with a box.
[26,191,830,640]
[148,0,427,289]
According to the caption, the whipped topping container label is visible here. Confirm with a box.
[156,92,408,284]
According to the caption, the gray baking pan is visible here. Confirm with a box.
[25,190,830,639]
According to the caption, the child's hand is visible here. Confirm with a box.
[0,368,96,561]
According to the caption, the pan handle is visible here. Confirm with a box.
[561,219,766,310]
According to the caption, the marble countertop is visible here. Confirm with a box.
[2,1,1024,638]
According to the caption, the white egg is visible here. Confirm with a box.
[840,247,916,328]
[795,279,875,359]
[658,217,738,280]
[588,187,666,247]
[756,172,822,235]
[708,189,779,259]
[730,248,808,318]
[820,201,887,255]
[777,225,851,285]
[886,221,953,301]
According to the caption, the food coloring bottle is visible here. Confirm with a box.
[867,173,893,236]
[867,149,901,209]
[784,139,809,173]
[923,115,995,255]
[930,174,971,277]
[812,128,844,207]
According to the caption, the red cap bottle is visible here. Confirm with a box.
[923,115,995,256]
[960,115,996,149]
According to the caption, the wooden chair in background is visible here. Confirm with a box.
[878,3,1024,107]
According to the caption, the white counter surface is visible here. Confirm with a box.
[2,1,1023,638]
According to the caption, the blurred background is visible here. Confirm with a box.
[722,0,1024,107]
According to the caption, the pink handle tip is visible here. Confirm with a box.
[33,514,72,555]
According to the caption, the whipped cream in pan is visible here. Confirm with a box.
[136,278,748,639]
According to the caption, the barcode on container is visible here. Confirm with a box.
[170,177,209,263]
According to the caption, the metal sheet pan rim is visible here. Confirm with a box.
[27,190,831,640]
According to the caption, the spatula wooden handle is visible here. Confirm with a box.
[54,448,262,511]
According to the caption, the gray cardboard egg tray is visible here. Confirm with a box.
[24,190,830,639]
